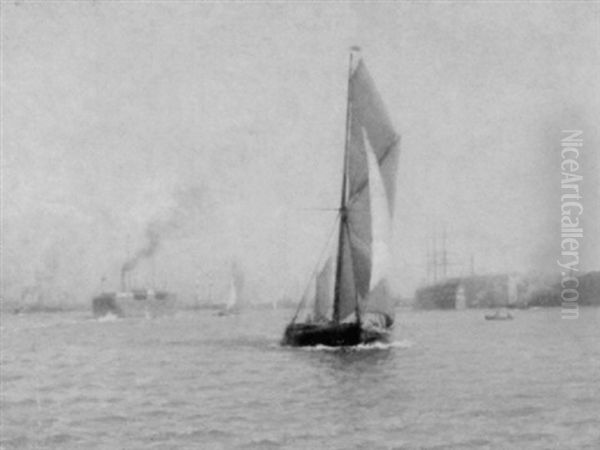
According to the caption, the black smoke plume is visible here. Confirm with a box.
[120,185,205,289]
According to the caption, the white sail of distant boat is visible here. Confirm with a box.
[283,47,400,346]
[219,262,245,315]
[225,278,237,312]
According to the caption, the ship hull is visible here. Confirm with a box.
[281,321,390,347]
[484,314,513,321]
[92,292,176,319]
[214,309,238,317]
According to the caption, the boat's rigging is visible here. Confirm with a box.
[290,212,340,323]
[333,48,358,324]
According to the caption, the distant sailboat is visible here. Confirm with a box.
[225,278,237,312]
[216,262,245,316]
[282,48,400,347]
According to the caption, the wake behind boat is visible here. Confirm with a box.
[282,47,400,347]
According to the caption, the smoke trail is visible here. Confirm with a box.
[120,185,206,283]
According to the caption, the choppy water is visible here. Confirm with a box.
[1,307,599,449]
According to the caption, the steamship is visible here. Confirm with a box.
[91,269,176,319]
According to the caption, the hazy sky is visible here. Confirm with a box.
[2,1,599,304]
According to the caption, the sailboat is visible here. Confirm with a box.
[216,262,244,316]
[282,48,400,347]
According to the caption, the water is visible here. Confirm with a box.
[1,307,599,449]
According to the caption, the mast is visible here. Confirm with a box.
[333,47,359,323]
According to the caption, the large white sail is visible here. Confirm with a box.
[363,128,395,323]
[335,56,400,324]
[364,128,392,290]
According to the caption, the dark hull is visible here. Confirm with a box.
[214,310,238,317]
[92,294,123,317]
[281,321,389,347]
[484,314,513,321]
[92,292,176,319]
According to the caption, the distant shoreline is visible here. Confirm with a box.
[2,302,599,317]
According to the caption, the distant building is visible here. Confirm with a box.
[414,271,600,309]
[415,274,527,309]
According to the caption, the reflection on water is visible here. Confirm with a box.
[1,307,599,449]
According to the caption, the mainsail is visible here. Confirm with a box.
[333,55,400,325]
